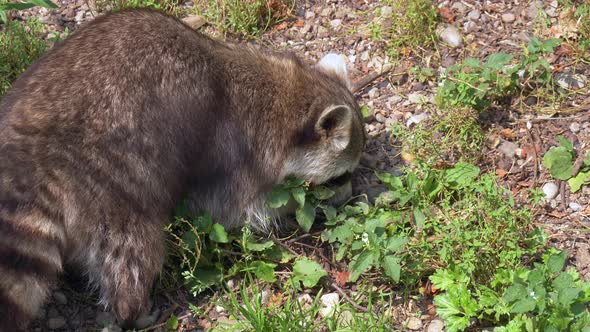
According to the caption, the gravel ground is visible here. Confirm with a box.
[7,0,589,330]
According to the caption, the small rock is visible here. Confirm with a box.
[467,9,481,20]
[53,291,67,305]
[427,319,445,332]
[555,73,587,90]
[406,112,429,127]
[318,293,340,318]
[48,317,66,330]
[182,14,206,29]
[297,294,313,305]
[407,92,426,104]
[576,245,590,274]
[570,202,582,212]
[527,0,544,19]
[543,182,559,199]
[101,326,122,332]
[305,11,315,19]
[338,310,353,326]
[368,87,379,99]
[381,6,393,17]
[360,50,370,61]
[406,316,423,330]
[320,7,332,17]
[439,26,463,48]
[300,23,312,34]
[546,0,558,17]
[215,305,226,313]
[570,122,581,133]
[329,19,342,29]
[74,10,84,23]
[463,21,477,33]
[260,290,270,305]
[451,2,467,12]
[498,141,518,158]
[502,13,516,23]
[317,26,328,38]
[375,113,386,123]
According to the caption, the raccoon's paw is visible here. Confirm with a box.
[117,299,160,330]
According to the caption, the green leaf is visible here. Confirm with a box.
[569,170,590,193]
[510,298,537,313]
[382,255,401,283]
[413,208,426,229]
[504,283,529,303]
[486,53,513,70]
[311,186,335,200]
[360,105,370,118]
[291,257,327,289]
[245,239,275,252]
[584,151,590,167]
[291,187,306,208]
[385,237,408,253]
[543,147,574,180]
[250,261,277,282]
[348,251,377,282]
[209,223,229,243]
[265,245,294,263]
[547,250,568,274]
[445,163,480,187]
[558,287,581,306]
[0,2,36,10]
[165,314,179,330]
[377,172,404,190]
[324,225,354,244]
[557,135,574,152]
[295,201,316,232]
[267,188,290,208]
[434,285,478,332]
[541,38,562,53]
[284,177,306,188]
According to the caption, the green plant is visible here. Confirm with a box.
[436,38,561,112]
[0,19,47,97]
[266,176,336,232]
[381,0,438,56]
[431,250,590,332]
[0,0,57,23]
[543,135,590,193]
[193,0,293,39]
[95,0,183,15]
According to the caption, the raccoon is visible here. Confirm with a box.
[0,9,365,331]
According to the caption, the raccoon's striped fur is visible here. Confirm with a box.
[0,9,365,331]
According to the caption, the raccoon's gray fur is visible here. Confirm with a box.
[0,9,365,331]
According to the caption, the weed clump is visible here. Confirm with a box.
[194,0,293,39]
[0,19,47,97]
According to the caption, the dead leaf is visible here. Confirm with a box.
[496,169,508,177]
[436,7,455,22]
[268,292,285,307]
[275,22,289,31]
[334,270,350,286]
[294,20,305,28]
[499,128,516,140]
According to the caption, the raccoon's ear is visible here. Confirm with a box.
[316,105,352,151]
[316,54,351,89]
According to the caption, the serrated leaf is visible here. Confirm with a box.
[267,188,290,208]
[291,187,306,208]
[413,208,426,229]
[265,245,294,263]
[295,201,316,232]
[348,251,377,282]
[377,172,404,190]
[486,53,513,70]
[584,151,590,167]
[324,225,353,244]
[434,285,477,332]
[569,171,590,193]
[445,163,480,187]
[543,147,574,180]
[209,223,229,243]
[250,260,277,282]
[385,237,408,253]
[541,38,562,53]
[291,257,327,289]
[547,250,568,274]
[558,287,581,306]
[383,255,401,283]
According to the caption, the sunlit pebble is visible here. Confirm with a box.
[542,182,559,199]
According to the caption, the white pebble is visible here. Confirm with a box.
[543,182,559,199]
[570,202,582,212]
